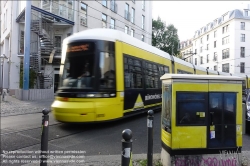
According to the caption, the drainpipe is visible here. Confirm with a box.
[8,1,13,92]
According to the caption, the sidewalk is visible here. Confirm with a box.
[21,154,161,166]
[0,95,54,117]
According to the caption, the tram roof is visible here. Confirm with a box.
[160,74,245,81]
[64,28,197,68]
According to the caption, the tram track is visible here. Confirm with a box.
[0,123,93,155]
[0,123,62,136]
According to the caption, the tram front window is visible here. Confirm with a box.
[61,42,95,89]
[62,54,94,89]
[60,42,116,90]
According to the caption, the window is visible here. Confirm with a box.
[195,58,197,65]
[241,47,245,57]
[142,15,145,29]
[214,52,217,61]
[200,37,203,44]
[241,34,245,42]
[145,63,160,88]
[241,22,245,30]
[240,62,245,73]
[200,46,202,53]
[110,18,115,29]
[162,83,172,133]
[124,57,143,88]
[131,29,134,37]
[125,3,130,21]
[207,54,209,63]
[245,10,248,16]
[102,14,107,28]
[102,0,107,7]
[200,56,203,64]
[222,48,230,59]
[125,26,129,34]
[209,93,236,126]
[214,41,216,48]
[222,36,229,45]
[142,0,145,10]
[176,92,207,126]
[207,34,209,41]
[207,44,209,50]
[80,2,87,26]
[214,31,217,38]
[222,63,229,73]
[131,8,135,23]
[214,65,217,71]
[222,25,229,34]
[177,69,192,74]
[141,35,144,41]
[110,0,117,13]
[195,49,197,54]
[19,31,24,54]
[99,52,115,89]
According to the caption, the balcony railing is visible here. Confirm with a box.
[40,0,74,22]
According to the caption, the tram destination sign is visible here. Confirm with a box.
[67,42,95,53]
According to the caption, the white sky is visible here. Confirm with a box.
[152,1,248,41]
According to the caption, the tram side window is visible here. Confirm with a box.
[177,69,192,74]
[124,57,143,88]
[164,66,169,74]
[176,92,207,126]
[99,52,115,89]
[145,62,159,88]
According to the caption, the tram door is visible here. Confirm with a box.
[208,92,237,148]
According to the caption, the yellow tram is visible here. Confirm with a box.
[51,28,250,123]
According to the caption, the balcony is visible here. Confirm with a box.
[41,0,74,22]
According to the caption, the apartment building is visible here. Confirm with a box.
[179,39,193,64]
[0,0,152,97]
[192,5,250,75]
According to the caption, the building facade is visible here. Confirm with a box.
[0,0,152,96]
[191,5,250,75]
[179,39,193,64]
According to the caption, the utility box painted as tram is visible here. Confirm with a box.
[160,74,244,157]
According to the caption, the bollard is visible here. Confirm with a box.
[147,110,154,166]
[40,108,50,166]
[121,129,133,166]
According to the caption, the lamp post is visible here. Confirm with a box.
[0,54,8,95]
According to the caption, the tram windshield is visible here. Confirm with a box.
[60,42,115,90]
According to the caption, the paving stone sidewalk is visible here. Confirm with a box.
[0,95,54,117]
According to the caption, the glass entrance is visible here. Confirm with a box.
[208,92,236,148]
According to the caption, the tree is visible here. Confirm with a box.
[152,17,180,56]
[19,61,36,89]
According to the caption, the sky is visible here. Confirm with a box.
[152,1,248,41]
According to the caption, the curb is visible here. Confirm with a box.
[21,153,161,166]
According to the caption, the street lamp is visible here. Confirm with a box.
[0,54,8,95]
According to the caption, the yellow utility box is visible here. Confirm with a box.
[160,74,244,155]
